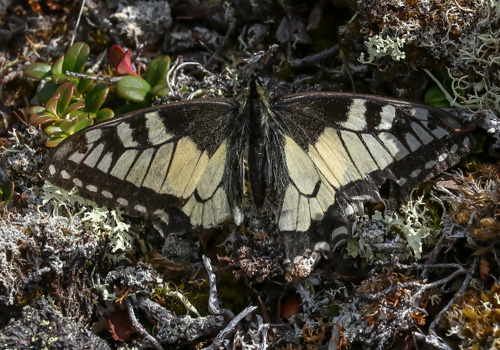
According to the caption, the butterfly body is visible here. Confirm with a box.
[44,83,472,267]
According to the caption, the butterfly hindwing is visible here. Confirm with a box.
[44,99,243,230]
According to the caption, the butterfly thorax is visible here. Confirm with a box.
[242,80,291,212]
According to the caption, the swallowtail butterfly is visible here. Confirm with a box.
[44,80,472,264]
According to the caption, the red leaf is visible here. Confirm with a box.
[108,45,126,68]
[116,50,137,76]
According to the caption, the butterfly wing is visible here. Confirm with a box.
[44,99,244,231]
[270,92,471,254]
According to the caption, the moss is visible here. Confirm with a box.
[444,284,500,349]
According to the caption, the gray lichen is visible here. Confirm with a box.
[0,297,110,350]
[110,1,172,41]
[356,0,500,110]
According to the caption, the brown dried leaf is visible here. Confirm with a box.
[479,258,490,282]
[109,309,134,342]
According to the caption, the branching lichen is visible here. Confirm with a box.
[352,194,434,260]
[356,0,500,110]
[42,182,134,262]
[358,35,406,64]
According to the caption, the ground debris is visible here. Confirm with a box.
[0,297,110,350]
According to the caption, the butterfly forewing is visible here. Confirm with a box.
[44,99,243,230]
[271,92,471,234]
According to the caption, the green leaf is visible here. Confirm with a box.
[96,108,114,122]
[45,94,60,116]
[46,136,67,147]
[37,83,60,105]
[24,63,52,80]
[65,101,86,115]
[60,118,79,135]
[150,81,170,97]
[63,42,90,73]
[44,124,63,136]
[85,83,109,113]
[113,102,150,116]
[29,106,56,125]
[51,56,64,78]
[146,55,170,86]
[72,110,91,120]
[425,86,449,107]
[55,83,76,117]
[74,118,94,133]
[116,75,151,103]
[77,75,94,95]
[0,180,14,202]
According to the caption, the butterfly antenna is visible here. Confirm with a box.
[198,40,236,72]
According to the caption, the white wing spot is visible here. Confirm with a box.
[411,169,422,178]
[85,129,103,144]
[126,148,154,187]
[61,170,70,179]
[195,141,227,200]
[343,99,367,131]
[86,184,98,192]
[314,242,330,252]
[102,190,113,198]
[314,128,362,185]
[134,204,147,213]
[117,122,139,148]
[438,153,448,162]
[429,125,449,139]
[97,152,113,173]
[412,122,434,144]
[331,226,348,239]
[83,143,105,168]
[425,160,436,169]
[73,178,82,187]
[397,177,407,186]
[117,197,129,206]
[153,209,169,225]
[162,138,202,197]
[411,107,429,121]
[110,150,138,180]
[404,133,422,152]
[344,203,354,216]
[279,185,300,231]
[68,150,88,164]
[377,104,396,130]
[145,112,173,145]
[296,195,311,231]
[48,164,56,175]
[450,144,458,153]
[142,143,174,192]
[379,132,409,160]
[361,134,393,169]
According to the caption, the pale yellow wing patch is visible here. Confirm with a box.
[181,141,232,228]
[279,136,337,232]
[284,135,319,195]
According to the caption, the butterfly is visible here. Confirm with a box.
[44,80,472,267]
